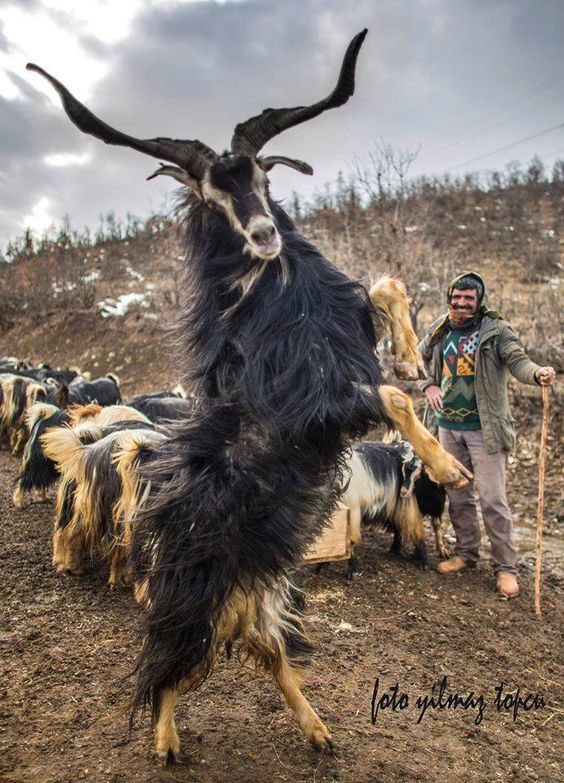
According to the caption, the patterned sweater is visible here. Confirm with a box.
[436,324,481,430]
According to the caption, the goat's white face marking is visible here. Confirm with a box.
[400,453,423,497]
[201,156,282,261]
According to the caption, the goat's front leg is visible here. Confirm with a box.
[154,688,181,765]
[378,385,472,489]
[369,277,426,380]
[272,658,333,751]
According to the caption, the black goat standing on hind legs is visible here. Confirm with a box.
[28,29,472,763]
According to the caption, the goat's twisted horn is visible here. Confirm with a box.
[26,63,216,180]
[230,29,367,157]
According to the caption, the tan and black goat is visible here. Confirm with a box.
[41,422,165,587]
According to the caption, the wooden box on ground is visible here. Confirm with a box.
[304,502,351,564]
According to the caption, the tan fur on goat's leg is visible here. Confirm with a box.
[349,506,362,545]
[154,688,181,764]
[432,516,449,559]
[32,487,48,502]
[12,482,24,509]
[272,657,333,750]
[108,542,129,589]
[52,521,83,574]
[369,277,426,380]
[379,385,472,489]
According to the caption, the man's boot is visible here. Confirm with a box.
[437,555,470,574]
[496,572,519,599]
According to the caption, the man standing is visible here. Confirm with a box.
[418,271,555,598]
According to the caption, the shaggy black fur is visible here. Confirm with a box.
[49,376,122,408]
[130,199,389,718]
[127,396,196,424]
[16,407,72,493]
[413,471,447,526]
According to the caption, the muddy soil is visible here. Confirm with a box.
[1,444,562,783]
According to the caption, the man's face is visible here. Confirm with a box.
[450,287,478,316]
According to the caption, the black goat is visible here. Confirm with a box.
[127,395,196,424]
[47,374,122,408]
[29,29,470,762]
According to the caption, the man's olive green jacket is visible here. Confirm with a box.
[418,315,541,454]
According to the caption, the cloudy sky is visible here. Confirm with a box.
[1,0,563,248]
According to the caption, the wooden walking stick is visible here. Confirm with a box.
[534,385,550,617]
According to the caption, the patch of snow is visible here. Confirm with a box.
[82,269,100,284]
[52,281,76,294]
[543,229,556,239]
[457,224,467,230]
[98,292,147,318]
[125,265,144,281]
[404,225,418,233]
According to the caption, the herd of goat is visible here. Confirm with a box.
[2,355,447,588]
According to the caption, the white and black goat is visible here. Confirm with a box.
[28,30,470,763]
[334,440,447,579]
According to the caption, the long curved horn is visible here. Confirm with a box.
[26,63,215,179]
[259,155,313,175]
[231,29,367,157]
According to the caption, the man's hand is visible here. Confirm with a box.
[425,384,443,412]
[535,367,556,386]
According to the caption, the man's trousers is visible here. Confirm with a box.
[438,427,518,574]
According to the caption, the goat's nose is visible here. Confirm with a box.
[250,224,276,244]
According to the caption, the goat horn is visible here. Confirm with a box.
[259,155,313,175]
[26,63,215,180]
[231,29,367,157]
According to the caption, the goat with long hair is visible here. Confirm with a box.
[28,30,471,762]
[41,421,162,586]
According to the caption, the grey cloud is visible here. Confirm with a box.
[2,0,563,246]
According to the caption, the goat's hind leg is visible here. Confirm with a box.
[154,687,182,765]
[272,656,333,751]
[255,583,333,751]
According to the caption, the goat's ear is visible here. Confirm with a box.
[259,155,313,176]
[147,164,204,199]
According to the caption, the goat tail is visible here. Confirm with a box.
[7,377,27,428]
[68,402,103,425]
[113,430,165,542]
[40,424,85,477]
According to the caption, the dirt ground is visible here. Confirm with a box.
[1,440,562,783]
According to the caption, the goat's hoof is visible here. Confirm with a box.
[155,748,186,767]
[394,360,419,380]
[347,569,361,581]
[309,724,334,753]
[434,459,473,489]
